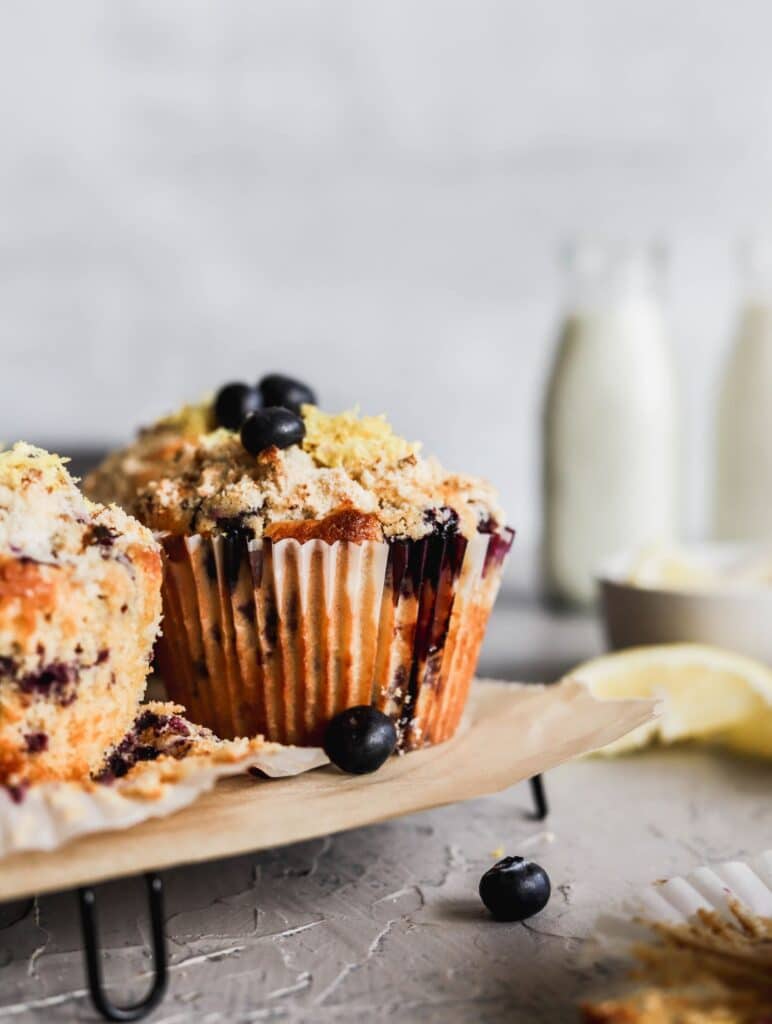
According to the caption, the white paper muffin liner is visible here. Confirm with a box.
[157,527,511,749]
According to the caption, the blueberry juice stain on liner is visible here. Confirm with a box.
[385,530,466,742]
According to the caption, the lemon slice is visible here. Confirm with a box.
[564,644,772,755]
[714,707,772,759]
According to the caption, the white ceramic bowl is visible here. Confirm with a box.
[598,544,772,663]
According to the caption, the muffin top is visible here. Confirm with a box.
[0,443,159,568]
[92,402,506,544]
[85,400,215,511]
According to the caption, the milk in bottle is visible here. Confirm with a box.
[543,242,678,606]
[715,239,772,541]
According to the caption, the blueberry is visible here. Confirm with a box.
[479,856,551,922]
[258,374,316,415]
[214,382,262,431]
[323,706,398,774]
[241,407,305,455]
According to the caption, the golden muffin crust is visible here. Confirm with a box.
[0,444,163,786]
[264,507,384,544]
[86,403,505,544]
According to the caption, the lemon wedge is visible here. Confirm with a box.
[564,644,772,755]
[714,706,772,759]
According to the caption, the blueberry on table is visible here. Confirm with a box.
[214,382,262,430]
[323,706,398,774]
[479,856,551,922]
[241,408,305,455]
[258,373,316,414]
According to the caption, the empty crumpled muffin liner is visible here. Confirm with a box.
[593,848,772,950]
[155,528,513,749]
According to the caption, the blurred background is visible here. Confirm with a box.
[2,0,772,552]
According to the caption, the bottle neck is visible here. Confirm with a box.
[562,241,666,313]
[738,238,772,304]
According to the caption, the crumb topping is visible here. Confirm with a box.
[0,443,72,491]
[0,442,158,566]
[88,404,507,543]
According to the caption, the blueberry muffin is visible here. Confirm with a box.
[88,383,513,750]
[0,444,163,787]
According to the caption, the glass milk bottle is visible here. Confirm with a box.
[715,239,772,541]
[543,242,678,606]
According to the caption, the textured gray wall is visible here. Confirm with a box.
[2,1,771,538]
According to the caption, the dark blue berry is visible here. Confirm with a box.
[323,706,398,774]
[423,506,460,538]
[214,383,262,431]
[241,407,305,455]
[258,374,316,415]
[479,857,551,922]
[24,732,48,754]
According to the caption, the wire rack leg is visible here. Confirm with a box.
[529,774,549,820]
[78,872,168,1022]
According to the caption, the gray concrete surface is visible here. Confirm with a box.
[1,599,769,1022]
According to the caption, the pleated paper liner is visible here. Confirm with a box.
[156,526,513,749]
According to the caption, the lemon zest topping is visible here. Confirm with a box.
[302,405,420,471]
[0,443,72,489]
[154,397,215,438]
